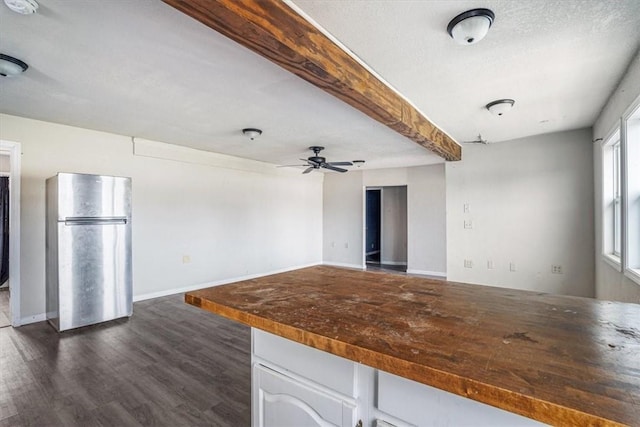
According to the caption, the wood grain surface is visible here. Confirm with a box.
[162,0,462,162]
[186,266,640,426]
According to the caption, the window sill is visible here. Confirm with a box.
[602,254,622,272]
[624,268,640,286]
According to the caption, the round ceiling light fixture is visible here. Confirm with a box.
[486,99,515,116]
[3,0,39,14]
[0,53,29,77]
[242,128,262,140]
[447,8,495,45]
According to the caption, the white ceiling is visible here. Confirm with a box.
[1,0,639,169]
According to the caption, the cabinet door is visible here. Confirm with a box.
[254,364,357,427]
[377,371,546,427]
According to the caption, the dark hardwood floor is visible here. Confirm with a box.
[0,294,251,426]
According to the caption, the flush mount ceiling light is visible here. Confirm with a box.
[3,0,38,14]
[0,54,28,77]
[242,128,262,140]
[447,8,495,45]
[486,99,515,116]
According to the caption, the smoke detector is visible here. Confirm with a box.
[4,0,38,14]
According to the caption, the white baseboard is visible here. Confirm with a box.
[19,312,46,326]
[322,261,365,270]
[380,261,408,266]
[133,262,322,303]
[406,269,447,278]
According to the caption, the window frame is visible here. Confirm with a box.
[612,140,621,257]
[601,127,622,270]
[622,96,640,285]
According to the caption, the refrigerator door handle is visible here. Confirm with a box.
[64,217,128,226]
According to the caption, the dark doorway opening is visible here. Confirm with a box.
[365,189,381,264]
[0,176,9,328]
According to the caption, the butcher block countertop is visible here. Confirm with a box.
[185,266,640,426]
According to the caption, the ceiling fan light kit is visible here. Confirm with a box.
[0,53,28,77]
[486,99,515,116]
[3,0,38,14]
[242,128,262,140]
[447,8,495,45]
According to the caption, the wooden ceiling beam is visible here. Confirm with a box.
[163,0,462,161]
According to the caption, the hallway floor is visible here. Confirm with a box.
[0,287,10,328]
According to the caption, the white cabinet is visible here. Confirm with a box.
[376,371,545,427]
[254,364,357,427]
[252,329,362,427]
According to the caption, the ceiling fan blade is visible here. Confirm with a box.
[327,161,353,166]
[303,158,320,166]
[302,166,315,174]
[322,164,348,173]
[462,134,489,144]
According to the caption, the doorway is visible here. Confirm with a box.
[365,189,381,264]
[364,186,407,272]
[0,141,21,327]
[0,158,10,327]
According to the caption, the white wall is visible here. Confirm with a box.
[323,165,447,275]
[446,129,595,297]
[381,186,407,265]
[0,155,9,173]
[0,114,323,323]
[593,51,640,303]
[323,171,364,268]
[407,165,446,276]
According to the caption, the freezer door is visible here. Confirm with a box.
[57,173,131,220]
[57,221,132,331]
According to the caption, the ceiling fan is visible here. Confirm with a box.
[280,146,353,174]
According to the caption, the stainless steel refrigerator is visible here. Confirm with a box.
[46,172,132,331]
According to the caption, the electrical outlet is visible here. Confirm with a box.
[464,220,473,229]
[487,260,494,269]
[552,265,563,274]
[464,259,473,268]
[463,203,470,213]
[509,262,516,272]
[182,255,191,264]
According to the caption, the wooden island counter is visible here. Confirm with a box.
[186,266,640,426]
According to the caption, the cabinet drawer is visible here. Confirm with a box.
[253,329,357,398]
[377,371,546,427]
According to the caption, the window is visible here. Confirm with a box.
[613,141,621,257]
[602,129,621,267]
[623,102,640,283]
[603,96,640,285]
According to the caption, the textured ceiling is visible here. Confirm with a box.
[292,0,640,144]
[1,0,639,170]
